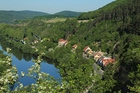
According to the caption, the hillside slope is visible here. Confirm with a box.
[0,10,49,23]
[54,10,82,17]
[78,0,140,34]
[76,0,140,92]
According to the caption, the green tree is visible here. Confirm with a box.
[128,64,140,93]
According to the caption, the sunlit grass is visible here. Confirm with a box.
[43,18,66,23]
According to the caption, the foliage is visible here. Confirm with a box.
[57,53,95,92]
[54,10,82,17]
[0,0,140,92]
[0,50,10,76]
[0,10,49,23]
[128,64,140,93]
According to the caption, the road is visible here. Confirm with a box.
[93,63,104,76]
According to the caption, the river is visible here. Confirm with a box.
[0,44,61,88]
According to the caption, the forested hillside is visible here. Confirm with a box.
[0,0,140,92]
[0,10,81,23]
[0,10,49,23]
[78,0,140,34]
[54,10,82,17]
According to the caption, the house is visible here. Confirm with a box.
[58,39,68,47]
[97,56,115,67]
[24,37,28,41]
[31,40,39,45]
[93,51,104,61]
[71,44,78,52]
[83,46,93,58]
[72,44,78,50]
[83,46,92,54]
[34,40,39,44]
[102,57,115,66]
[97,56,104,67]
[20,40,26,44]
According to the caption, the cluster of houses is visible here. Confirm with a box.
[83,46,105,59]
[20,36,44,46]
[58,38,115,67]
[20,37,115,68]
[83,46,115,67]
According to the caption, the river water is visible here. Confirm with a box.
[0,45,61,88]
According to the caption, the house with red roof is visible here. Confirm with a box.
[58,39,68,47]
[83,46,93,58]
[83,46,90,52]
[71,44,78,52]
[72,44,78,50]
[97,56,115,67]
[102,57,115,66]
[73,44,78,49]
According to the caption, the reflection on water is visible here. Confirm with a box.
[0,41,61,88]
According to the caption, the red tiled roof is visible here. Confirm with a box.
[58,39,67,42]
[102,58,115,66]
[83,46,89,52]
[72,44,78,48]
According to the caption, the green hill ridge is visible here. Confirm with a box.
[54,10,82,17]
[0,10,50,23]
[0,10,82,23]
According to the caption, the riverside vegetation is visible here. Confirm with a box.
[0,0,140,92]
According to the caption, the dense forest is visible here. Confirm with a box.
[54,11,82,17]
[0,10,49,23]
[0,10,81,24]
[0,0,140,92]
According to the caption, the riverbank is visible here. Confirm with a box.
[1,36,97,92]
[0,43,61,90]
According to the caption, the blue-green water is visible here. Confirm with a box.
[0,45,61,88]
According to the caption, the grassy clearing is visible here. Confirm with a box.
[78,20,89,23]
[43,18,67,23]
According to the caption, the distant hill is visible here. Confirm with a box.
[0,10,82,23]
[0,10,50,23]
[33,11,82,20]
[54,11,82,17]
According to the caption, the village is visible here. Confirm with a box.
[19,36,115,70]
[58,38,115,69]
